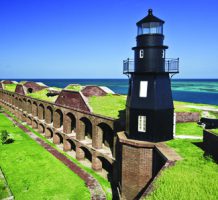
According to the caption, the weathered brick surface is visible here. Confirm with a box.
[38,104,45,120]
[53,133,63,144]
[45,106,53,124]
[82,86,107,97]
[76,146,85,160]
[45,128,53,138]
[176,112,200,122]
[55,90,91,112]
[92,152,102,171]
[15,84,26,95]
[38,124,45,133]
[121,144,153,200]
[23,82,47,93]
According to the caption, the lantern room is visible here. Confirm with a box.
[137,9,164,35]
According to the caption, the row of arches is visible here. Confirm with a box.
[0,97,114,180]
[1,92,115,154]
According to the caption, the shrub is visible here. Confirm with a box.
[0,130,10,144]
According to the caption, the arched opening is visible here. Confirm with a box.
[27,117,32,125]
[27,100,32,113]
[54,109,63,128]
[38,124,45,133]
[98,156,113,181]
[32,102,38,117]
[46,106,53,124]
[64,139,76,152]
[53,132,63,144]
[32,120,38,129]
[45,128,53,138]
[98,123,114,154]
[23,98,27,111]
[15,97,18,108]
[19,99,22,110]
[80,117,92,139]
[81,147,92,162]
[64,113,76,134]
[38,104,45,120]
[28,88,33,93]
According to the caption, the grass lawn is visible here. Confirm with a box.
[146,139,218,200]
[0,113,90,200]
[176,122,203,136]
[89,94,126,118]
[26,88,58,103]
[210,129,218,136]
[174,101,218,113]
[65,84,82,91]
[4,84,17,92]
[0,172,10,199]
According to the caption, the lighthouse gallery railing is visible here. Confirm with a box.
[123,58,179,74]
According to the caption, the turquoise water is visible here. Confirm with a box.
[7,79,218,106]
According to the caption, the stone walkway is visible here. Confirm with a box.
[174,135,202,139]
[4,113,106,200]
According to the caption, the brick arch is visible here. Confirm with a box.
[80,117,92,140]
[18,98,23,110]
[54,109,63,128]
[38,123,45,133]
[81,146,92,162]
[53,132,63,144]
[27,99,32,113]
[38,103,45,120]
[32,120,38,129]
[23,98,27,111]
[64,139,76,152]
[45,127,53,139]
[45,106,53,124]
[97,156,113,181]
[27,116,32,125]
[32,101,38,117]
[97,122,114,153]
[64,112,76,134]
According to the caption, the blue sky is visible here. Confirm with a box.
[0,0,217,79]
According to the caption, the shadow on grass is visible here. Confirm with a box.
[3,138,14,145]
[192,141,218,164]
[192,141,205,151]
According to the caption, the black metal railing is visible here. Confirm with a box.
[123,58,179,74]
[123,58,134,74]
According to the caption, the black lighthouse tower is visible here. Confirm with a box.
[124,9,179,142]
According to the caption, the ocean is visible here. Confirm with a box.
[9,79,218,106]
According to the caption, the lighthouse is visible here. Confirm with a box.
[123,9,179,142]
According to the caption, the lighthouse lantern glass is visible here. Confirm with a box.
[137,22,163,35]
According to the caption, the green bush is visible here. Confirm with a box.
[0,130,11,144]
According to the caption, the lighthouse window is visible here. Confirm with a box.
[139,49,144,58]
[139,81,148,97]
[138,116,146,132]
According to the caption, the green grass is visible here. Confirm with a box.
[210,129,218,136]
[0,172,10,199]
[26,88,58,103]
[146,139,218,200]
[0,113,90,200]
[89,94,126,118]
[65,84,82,91]
[5,110,112,200]
[176,122,203,136]
[19,81,27,85]
[4,84,17,92]
[174,101,218,113]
